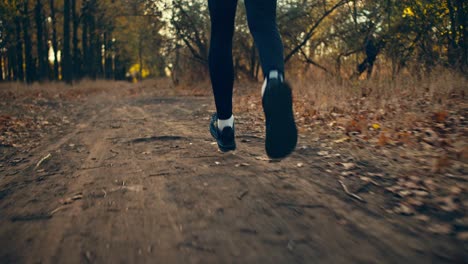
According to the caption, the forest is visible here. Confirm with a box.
[0,0,466,84]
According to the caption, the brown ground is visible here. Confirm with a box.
[0,80,466,263]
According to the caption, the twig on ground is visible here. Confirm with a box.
[237,190,249,200]
[50,206,67,215]
[237,134,264,140]
[148,172,170,177]
[105,149,119,160]
[78,165,107,170]
[37,171,60,178]
[6,171,19,176]
[59,193,83,205]
[181,155,219,159]
[446,174,467,182]
[105,137,127,140]
[276,203,324,208]
[339,180,366,203]
[35,153,51,169]
[110,149,119,154]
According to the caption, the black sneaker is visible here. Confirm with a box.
[262,75,298,159]
[209,113,236,152]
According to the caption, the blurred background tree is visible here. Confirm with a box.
[0,0,466,83]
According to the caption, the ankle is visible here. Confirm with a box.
[218,115,234,131]
[262,70,284,96]
[268,70,284,82]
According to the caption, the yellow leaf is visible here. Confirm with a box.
[378,132,390,146]
[372,123,381,129]
[403,7,415,17]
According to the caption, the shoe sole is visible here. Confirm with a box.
[210,122,236,152]
[263,79,297,159]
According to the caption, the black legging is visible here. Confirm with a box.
[208,0,285,120]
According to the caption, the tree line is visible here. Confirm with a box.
[0,0,466,84]
[167,0,467,81]
[0,0,163,83]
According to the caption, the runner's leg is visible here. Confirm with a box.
[245,0,297,159]
[208,0,238,120]
[244,0,284,77]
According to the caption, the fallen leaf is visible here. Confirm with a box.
[428,223,452,235]
[317,151,329,156]
[402,181,420,190]
[334,137,349,143]
[59,193,83,204]
[123,185,144,192]
[454,217,468,228]
[449,186,462,195]
[394,203,414,215]
[413,190,429,197]
[341,163,356,170]
[367,172,384,178]
[287,240,295,251]
[406,197,424,208]
[432,111,448,123]
[422,129,438,145]
[413,214,430,222]
[341,171,355,177]
[456,232,468,241]
[434,196,459,212]
[458,146,468,162]
[378,132,390,146]
[345,120,362,134]
[432,155,451,173]
[398,190,412,197]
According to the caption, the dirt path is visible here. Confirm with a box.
[0,93,466,263]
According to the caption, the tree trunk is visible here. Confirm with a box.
[6,50,13,81]
[42,6,51,80]
[94,30,102,79]
[72,0,80,79]
[82,1,89,77]
[35,0,46,81]
[0,54,4,81]
[447,0,459,66]
[23,0,35,83]
[63,0,73,84]
[102,32,107,78]
[138,35,143,79]
[50,0,59,80]
[456,0,467,70]
[14,10,24,82]
[88,1,96,79]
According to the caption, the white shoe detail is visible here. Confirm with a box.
[261,78,267,97]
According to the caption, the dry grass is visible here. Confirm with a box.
[291,67,466,115]
[0,78,180,102]
[283,69,466,137]
[0,79,129,101]
[229,68,466,131]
